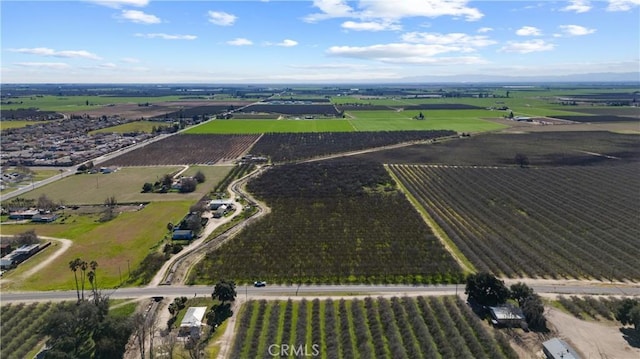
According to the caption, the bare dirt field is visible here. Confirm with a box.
[545,307,639,359]
[488,117,640,134]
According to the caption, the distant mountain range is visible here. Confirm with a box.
[400,72,640,84]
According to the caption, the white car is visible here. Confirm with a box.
[253,281,267,287]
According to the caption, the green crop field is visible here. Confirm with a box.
[230,296,517,359]
[346,110,507,132]
[0,201,192,291]
[184,112,506,134]
[184,119,355,134]
[19,165,232,205]
[90,120,160,134]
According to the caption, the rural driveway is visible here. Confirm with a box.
[0,236,72,284]
[546,306,640,359]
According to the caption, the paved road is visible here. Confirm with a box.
[2,283,638,304]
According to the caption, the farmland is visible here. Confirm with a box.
[230,296,518,359]
[4,83,640,359]
[17,166,232,205]
[249,130,455,163]
[189,158,464,285]
[388,163,640,280]
[0,300,136,359]
[184,119,355,134]
[0,200,192,290]
[100,134,260,166]
[357,131,640,166]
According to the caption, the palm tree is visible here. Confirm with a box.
[89,260,98,302]
[79,260,88,301]
[69,258,81,302]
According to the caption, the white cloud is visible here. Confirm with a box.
[135,33,197,40]
[516,26,542,36]
[88,0,149,9]
[305,0,483,23]
[557,24,596,36]
[341,20,401,31]
[477,27,493,33]
[208,11,237,26]
[327,43,488,64]
[607,0,640,11]
[499,39,555,53]
[561,0,592,13]
[227,38,253,46]
[276,39,298,47]
[304,0,355,22]
[264,39,299,47]
[358,0,483,21]
[401,32,496,48]
[10,47,102,60]
[14,62,71,69]
[120,10,161,24]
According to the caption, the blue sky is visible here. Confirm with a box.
[1,0,639,83]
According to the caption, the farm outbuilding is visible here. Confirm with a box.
[542,338,581,359]
[179,307,207,337]
[8,209,40,220]
[0,256,16,269]
[31,213,59,223]
[209,199,234,210]
[488,305,525,327]
[172,230,194,240]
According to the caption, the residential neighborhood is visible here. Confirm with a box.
[1,115,157,167]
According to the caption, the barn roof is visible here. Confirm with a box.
[543,338,581,359]
[180,307,207,328]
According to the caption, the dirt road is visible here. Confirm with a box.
[546,307,639,359]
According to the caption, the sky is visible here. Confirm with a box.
[1,0,639,83]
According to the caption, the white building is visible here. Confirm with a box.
[179,307,207,338]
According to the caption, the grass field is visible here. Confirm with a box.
[346,110,507,132]
[0,200,192,291]
[19,165,232,205]
[184,119,355,134]
[184,113,505,134]
[90,120,160,134]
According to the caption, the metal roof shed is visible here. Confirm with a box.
[542,338,581,359]
[179,307,207,337]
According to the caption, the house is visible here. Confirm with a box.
[172,229,194,240]
[209,199,234,210]
[8,209,40,220]
[31,213,59,223]
[542,338,581,359]
[179,307,207,337]
[212,205,228,218]
[488,305,525,327]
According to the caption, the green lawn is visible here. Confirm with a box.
[0,201,192,291]
[19,165,232,205]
